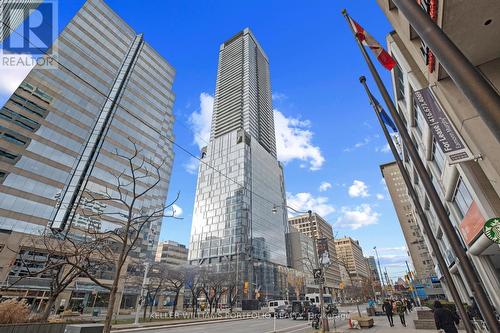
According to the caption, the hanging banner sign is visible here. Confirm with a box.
[317,238,331,267]
[413,88,472,164]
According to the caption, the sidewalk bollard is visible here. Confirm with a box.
[273,312,276,332]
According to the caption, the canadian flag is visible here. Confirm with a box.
[348,17,397,70]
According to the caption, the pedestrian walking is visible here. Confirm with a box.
[405,298,413,313]
[433,301,460,333]
[382,299,394,327]
[396,300,407,327]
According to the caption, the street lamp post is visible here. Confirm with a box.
[274,205,329,332]
[134,261,150,325]
[373,246,386,298]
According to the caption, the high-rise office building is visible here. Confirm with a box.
[0,0,175,291]
[366,256,380,284]
[286,227,317,293]
[288,213,341,296]
[381,162,436,280]
[188,28,288,300]
[334,237,369,286]
[376,0,500,310]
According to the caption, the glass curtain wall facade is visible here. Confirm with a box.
[189,28,288,301]
[0,0,175,259]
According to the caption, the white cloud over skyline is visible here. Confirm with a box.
[319,181,332,192]
[274,109,324,171]
[286,192,335,217]
[335,204,380,230]
[188,93,214,150]
[348,180,370,198]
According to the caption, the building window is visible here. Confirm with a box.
[413,95,423,136]
[395,63,405,100]
[432,138,445,174]
[452,177,473,219]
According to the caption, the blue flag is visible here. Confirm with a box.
[372,94,398,132]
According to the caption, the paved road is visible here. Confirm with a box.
[117,315,351,333]
[114,305,363,333]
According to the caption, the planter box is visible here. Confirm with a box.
[351,315,374,328]
[417,310,434,320]
[0,322,66,333]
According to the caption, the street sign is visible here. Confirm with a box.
[483,217,500,244]
[313,269,323,279]
[413,88,472,164]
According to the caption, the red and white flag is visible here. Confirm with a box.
[348,16,397,70]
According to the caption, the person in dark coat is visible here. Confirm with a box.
[382,299,394,327]
[433,301,460,333]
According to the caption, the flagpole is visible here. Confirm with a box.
[390,0,500,143]
[342,10,500,333]
[359,76,473,333]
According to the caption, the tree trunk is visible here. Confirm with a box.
[40,294,58,321]
[102,277,120,333]
[172,290,180,315]
[149,300,154,321]
[143,293,148,320]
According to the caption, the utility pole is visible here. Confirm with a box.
[311,210,329,332]
[405,261,421,307]
[134,261,150,325]
[373,246,386,297]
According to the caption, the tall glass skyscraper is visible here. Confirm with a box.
[188,28,289,300]
[0,0,175,260]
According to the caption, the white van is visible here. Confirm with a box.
[268,300,289,315]
[305,293,333,305]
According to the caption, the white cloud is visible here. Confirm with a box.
[272,92,287,101]
[183,157,199,175]
[0,53,35,99]
[348,180,370,198]
[375,246,410,266]
[375,143,391,153]
[167,204,183,217]
[318,181,332,192]
[376,193,385,200]
[188,93,214,149]
[343,136,371,152]
[286,192,335,217]
[335,204,380,230]
[274,109,324,171]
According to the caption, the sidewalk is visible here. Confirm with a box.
[340,309,464,333]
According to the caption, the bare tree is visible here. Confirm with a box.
[76,140,180,333]
[287,270,305,300]
[225,271,238,312]
[164,267,186,316]
[199,271,228,315]
[4,231,105,321]
[334,255,362,316]
[142,264,168,320]
[185,266,204,316]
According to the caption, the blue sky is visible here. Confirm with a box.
[0,0,413,281]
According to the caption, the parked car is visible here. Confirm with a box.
[274,304,292,318]
[291,300,311,320]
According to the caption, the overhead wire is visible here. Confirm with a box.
[0,18,308,216]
